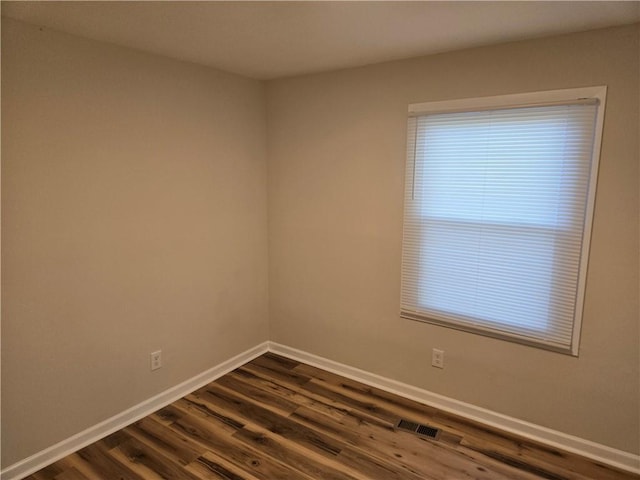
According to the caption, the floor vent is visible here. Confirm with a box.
[395,419,441,440]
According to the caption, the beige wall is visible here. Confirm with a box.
[1,18,269,467]
[267,24,640,454]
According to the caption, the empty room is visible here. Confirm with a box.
[1,2,639,479]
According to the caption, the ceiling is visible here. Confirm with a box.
[2,1,639,80]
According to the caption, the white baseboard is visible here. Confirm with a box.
[0,342,269,480]
[268,341,640,475]
[4,340,638,478]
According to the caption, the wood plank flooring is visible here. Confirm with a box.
[25,353,639,480]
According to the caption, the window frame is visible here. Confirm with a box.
[400,86,607,356]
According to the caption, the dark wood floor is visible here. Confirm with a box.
[26,352,638,480]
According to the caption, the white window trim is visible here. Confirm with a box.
[401,86,607,356]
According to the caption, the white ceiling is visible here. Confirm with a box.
[2,1,639,80]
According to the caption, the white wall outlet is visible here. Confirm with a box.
[432,348,444,369]
[150,350,162,371]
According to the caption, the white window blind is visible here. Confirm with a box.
[400,88,606,355]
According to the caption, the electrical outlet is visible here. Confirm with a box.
[150,350,162,371]
[432,348,444,369]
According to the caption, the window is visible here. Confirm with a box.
[400,87,606,355]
